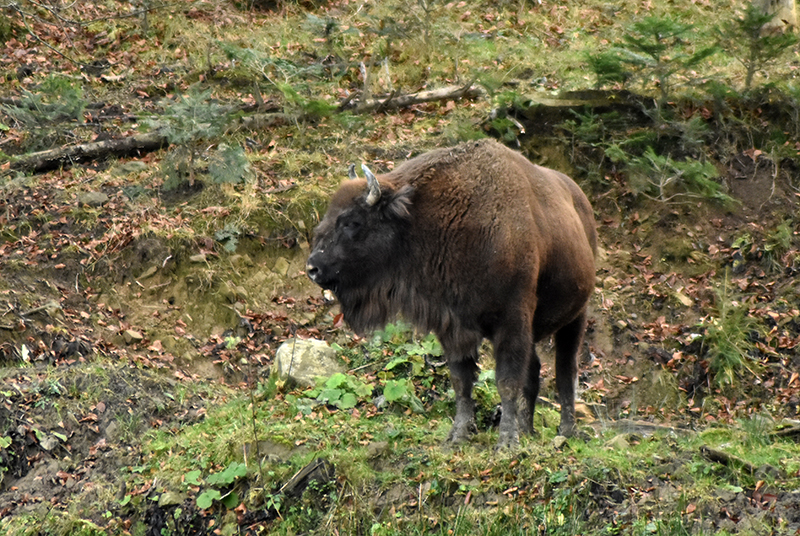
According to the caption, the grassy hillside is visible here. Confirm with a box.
[2,1,800,534]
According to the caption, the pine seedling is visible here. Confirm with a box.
[715,4,799,90]
[599,16,718,103]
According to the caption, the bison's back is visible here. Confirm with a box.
[386,139,596,340]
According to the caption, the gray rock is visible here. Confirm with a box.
[158,491,186,507]
[553,435,569,449]
[113,161,148,175]
[221,281,248,303]
[39,434,59,451]
[367,441,389,459]
[272,257,290,276]
[274,338,343,387]
[229,254,254,269]
[78,191,109,207]
[606,434,630,450]
[104,421,118,441]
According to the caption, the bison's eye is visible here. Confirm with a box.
[342,219,361,238]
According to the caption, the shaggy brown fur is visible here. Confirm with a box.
[307,139,597,448]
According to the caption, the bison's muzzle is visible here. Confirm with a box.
[305,252,334,290]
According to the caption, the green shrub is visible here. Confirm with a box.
[628,147,731,204]
[700,276,761,387]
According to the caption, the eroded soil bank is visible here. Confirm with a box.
[2,73,800,536]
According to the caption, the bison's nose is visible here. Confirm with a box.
[306,262,320,282]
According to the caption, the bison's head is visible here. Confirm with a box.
[306,165,413,294]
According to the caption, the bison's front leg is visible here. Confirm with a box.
[445,358,478,444]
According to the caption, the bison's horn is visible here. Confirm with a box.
[362,164,381,206]
[347,163,357,180]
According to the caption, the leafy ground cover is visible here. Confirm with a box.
[2,0,800,534]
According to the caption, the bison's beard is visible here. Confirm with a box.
[335,281,397,335]
[334,276,455,337]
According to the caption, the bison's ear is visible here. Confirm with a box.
[385,184,414,219]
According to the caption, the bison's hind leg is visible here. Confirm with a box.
[444,357,479,444]
[554,311,587,437]
[518,346,541,437]
[494,324,534,450]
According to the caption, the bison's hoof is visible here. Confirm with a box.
[495,431,520,451]
[557,422,576,438]
[518,421,535,437]
[445,422,477,445]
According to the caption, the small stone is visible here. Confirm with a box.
[139,265,158,280]
[367,441,389,459]
[553,435,568,449]
[755,463,782,480]
[606,434,630,450]
[229,254,254,269]
[39,435,59,451]
[189,254,207,263]
[612,249,632,265]
[673,290,693,307]
[123,330,144,344]
[158,491,186,507]
[615,320,628,329]
[113,161,148,175]
[574,402,596,423]
[602,276,618,289]
[250,271,269,285]
[272,257,290,276]
[105,421,118,441]
[221,281,248,303]
[78,191,109,207]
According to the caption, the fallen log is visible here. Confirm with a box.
[610,418,692,436]
[771,423,800,441]
[699,445,783,479]
[344,82,486,114]
[699,445,759,474]
[10,129,170,173]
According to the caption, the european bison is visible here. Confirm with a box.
[306,139,597,448]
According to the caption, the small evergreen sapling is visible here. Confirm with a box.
[588,16,718,102]
[715,4,799,90]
